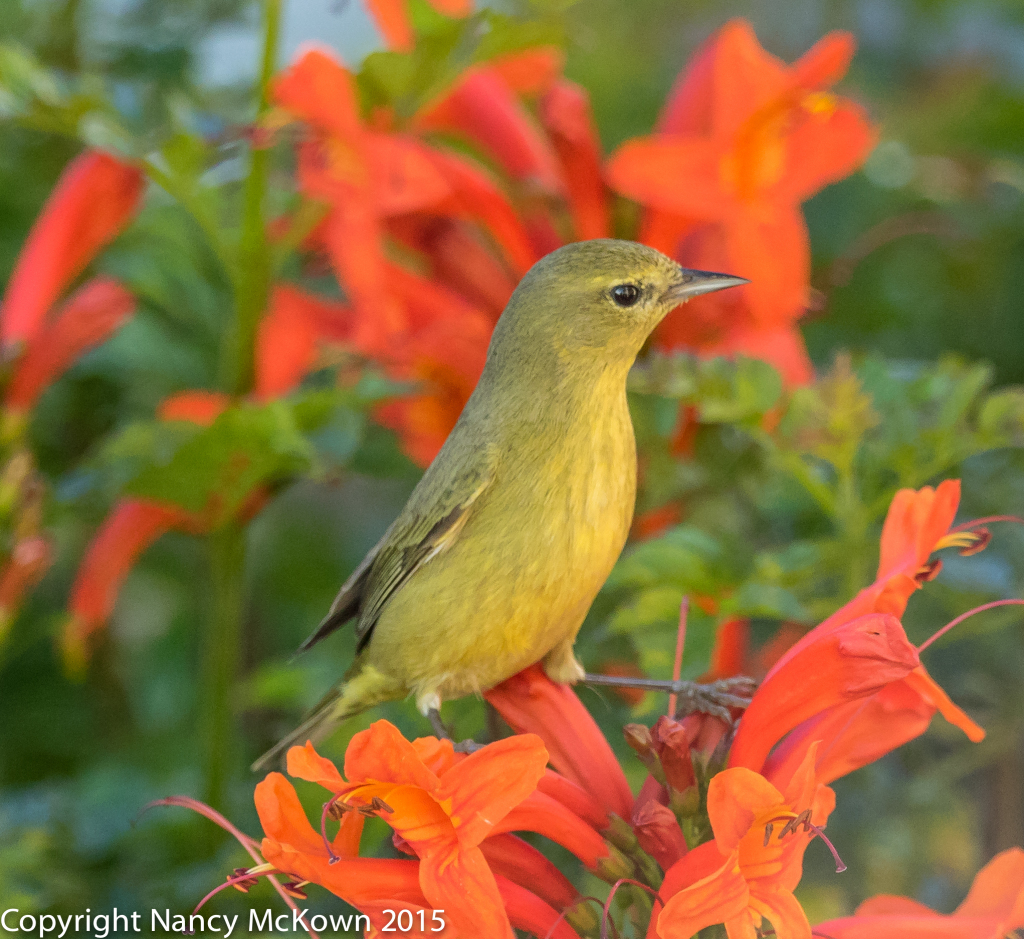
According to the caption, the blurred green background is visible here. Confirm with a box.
[1,0,1023,933]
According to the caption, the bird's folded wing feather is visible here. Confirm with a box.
[296,443,498,655]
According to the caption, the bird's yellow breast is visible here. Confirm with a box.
[367,372,636,700]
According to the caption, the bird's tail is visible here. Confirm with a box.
[250,666,402,772]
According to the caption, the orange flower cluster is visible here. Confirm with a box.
[177,479,1021,938]
[265,16,876,465]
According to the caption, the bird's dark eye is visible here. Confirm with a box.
[611,283,642,307]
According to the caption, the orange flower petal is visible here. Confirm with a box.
[954,848,1024,923]
[750,885,811,939]
[540,80,610,240]
[256,285,352,400]
[819,848,1024,938]
[5,278,134,412]
[902,665,985,742]
[1,152,144,350]
[790,31,856,89]
[272,48,362,140]
[729,613,920,773]
[658,848,749,939]
[489,47,565,97]
[435,733,548,848]
[343,721,441,793]
[419,843,514,939]
[365,0,413,51]
[424,148,539,275]
[706,767,784,855]
[606,139,725,217]
[485,664,634,821]
[256,771,344,856]
[878,481,961,584]
[763,679,935,788]
[776,101,877,204]
[417,68,564,194]
[285,740,346,791]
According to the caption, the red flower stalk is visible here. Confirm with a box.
[5,278,135,414]
[1,151,144,350]
[814,848,1024,939]
[485,663,634,822]
[607,21,876,384]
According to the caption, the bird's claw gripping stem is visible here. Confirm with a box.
[584,673,757,722]
[671,676,757,722]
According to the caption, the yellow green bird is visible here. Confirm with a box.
[253,239,745,769]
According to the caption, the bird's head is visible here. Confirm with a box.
[491,239,747,365]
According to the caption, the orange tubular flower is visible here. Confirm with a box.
[255,770,432,935]
[728,612,921,774]
[606,20,876,385]
[654,747,835,939]
[272,48,450,356]
[5,278,135,414]
[286,724,549,939]
[416,66,565,197]
[0,151,144,350]
[485,664,634,822]
[750,480,986,787]
[815,848,1024,939]
[255,285,352,400]
[64,499,190,662]
[540,80,611,240]
[365,0,472,53]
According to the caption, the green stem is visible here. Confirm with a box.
[201,523,246,811]
[223,0,282,396]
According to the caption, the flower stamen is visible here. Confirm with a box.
[918,598,1024,652]
[763,810,846,872]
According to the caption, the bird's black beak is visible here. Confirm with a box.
[663,269,748,305]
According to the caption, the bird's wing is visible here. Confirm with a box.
[353,447,496,652]
[296,443,498,655]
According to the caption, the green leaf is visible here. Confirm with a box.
[124,401,315,518]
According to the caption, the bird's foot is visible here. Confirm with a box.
[583,672,757,723]
[427,707,452,739]
[426,708,483,753]
[672,677,758,723]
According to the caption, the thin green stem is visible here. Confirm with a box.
[223,0,282,395]
[201,522,246,811]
